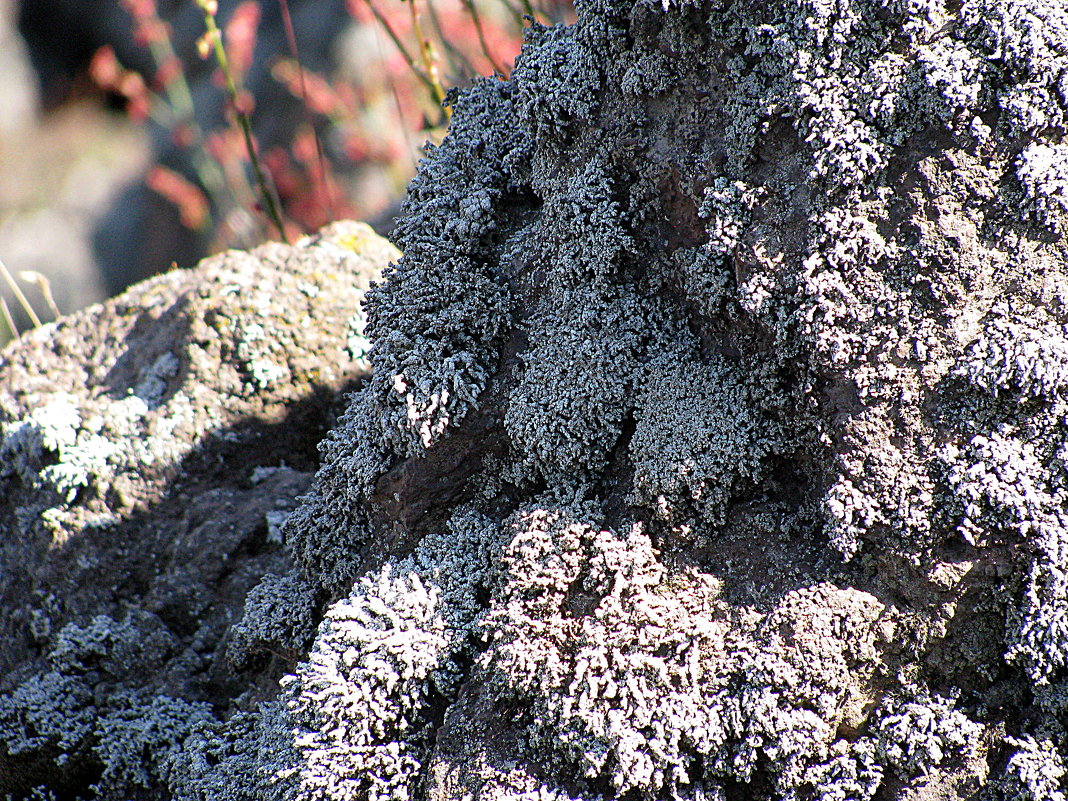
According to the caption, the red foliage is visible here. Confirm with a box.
[88,46,122,88]
[224,2,261,81]
[273,60,339,116]
[105,0,575,242]
[89,46,151,122]
[147,166,210,230]
[153,55,184,92]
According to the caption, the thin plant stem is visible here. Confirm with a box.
[197,0,289,242]
[462,0,506,74]
[137,8,227,224]
[277,0,337,222]
[501,0,538,23]
[496,0,534,30]
[371,15,419,175]
[0,296,18,341]
[18,271,61,320]
[0,257,41,328]
[407,0,450,118]
[361,0,441,103]
[425,0,477,79]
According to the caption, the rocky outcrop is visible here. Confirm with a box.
[4,1,1068,800]
[0,221,397,798]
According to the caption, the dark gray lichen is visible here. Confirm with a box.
[269,0,1068,795]
[628,353,777,527]
[226,572,320,670]
[0,613,213,796]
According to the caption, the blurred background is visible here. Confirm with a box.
[0,0,572,343]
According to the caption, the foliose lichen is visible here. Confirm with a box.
[243,0,1068,796]
[0,612,213,794]
[10,0,1068,798]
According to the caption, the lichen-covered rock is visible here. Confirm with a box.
[168,508,504,801]
[260,0,1068,798]
[0,611,215,799]
[7,0,1068,800]
[0,221,399,798]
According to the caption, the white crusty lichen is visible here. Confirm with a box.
[0,670,95,759]
[174,567,456,801]
[1007,514,1068,685]
[482,504,723,796]
[945,429,1052,544]
[511,21,603,145]
[700,179,755,262]
[481,503,891,798]
[359,77,524,460]
[534,157,633,282]
[994,735,1068,801]
[227,572,320,668]
[823,476,882,561]
[166,702,300,801]
[0,612,213,794]
[132,351,180,407]
[1016,143,1068,229]
[383,343,493,450]
[361,241,505,461]
[284,388,394,594]
[943,424,1068,682]
[955,310,1068,400]
[962,0,1068,138]
[92,693,215,796]
[796,690,986,801]
[279,566,450,801]
[868,690,983,781]
[15,0,1068,798]
[0,394,118,503]
[801,741,883,801]
[669,180,761,321]
[913,38,987,124]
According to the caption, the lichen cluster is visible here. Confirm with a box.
[0,223,398,800]
[5,0,1068,799]
[0,613,213,798]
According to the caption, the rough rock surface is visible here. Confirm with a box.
[5,0,1068,800]
[0,221,398,799]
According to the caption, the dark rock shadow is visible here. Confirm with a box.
[0,377,357,798]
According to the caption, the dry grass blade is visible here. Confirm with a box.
[19,271,62,320]
[0,295,17,342]
[0,256,42,329]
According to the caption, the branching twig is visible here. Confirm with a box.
[407,0,450,118]
[462,0,506,75]
[360,0,436,97]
